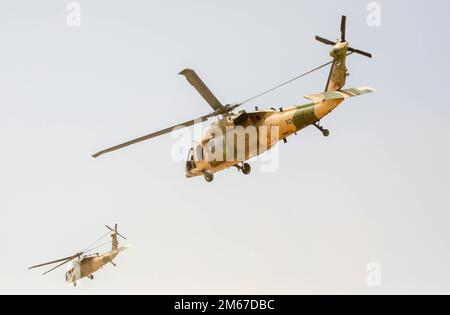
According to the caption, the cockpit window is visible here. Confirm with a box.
[195,144,204,161]
[186,148,195,172]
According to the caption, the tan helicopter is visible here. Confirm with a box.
[93,16,374,182]
[28,225,129,286]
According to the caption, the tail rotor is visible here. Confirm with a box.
[106,224,127,240]
[316,15,372,59]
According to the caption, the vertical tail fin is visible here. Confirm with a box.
[106,224,127,251]
[112,232,119,251]
[325,42,349,92]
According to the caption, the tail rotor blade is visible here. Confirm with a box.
[341,15,347,42]
[315,36,336,46]
[116,233,127,240]
[348,47,372,58]
[106,224,127,240]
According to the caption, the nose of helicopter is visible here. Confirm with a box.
[65,266,76,283]
[185,160,196,177]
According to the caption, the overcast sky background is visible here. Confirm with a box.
[1,0,449,294]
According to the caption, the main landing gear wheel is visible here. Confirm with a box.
[314,122,330,137]
[204,171,214,182]
[242,163,251,175]
[88,275,94,280]
[73,282,77,287]
[236,163,251,175]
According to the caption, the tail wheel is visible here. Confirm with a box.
[242,163,251,175]
[204,171,214,182]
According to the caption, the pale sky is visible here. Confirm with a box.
[1,0,450,294]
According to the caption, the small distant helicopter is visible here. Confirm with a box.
[28,225,129,287]
[93,16,374,182]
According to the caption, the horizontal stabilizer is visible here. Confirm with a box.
[304,87,375,102]
[118,245,131,253]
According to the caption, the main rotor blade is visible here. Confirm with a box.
[341,15,347,42]
[179,68,225,111]
[315,36,336,46]
[348,47,372,58]
[29,253,80,270]
[240,58,336,106]
[83,231,111,253]
[92,115,209,158]
[84,240,112,254]
[42,258,74,276]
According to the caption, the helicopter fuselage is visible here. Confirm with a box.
[185,97,344,178]
[65,250,119,284]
